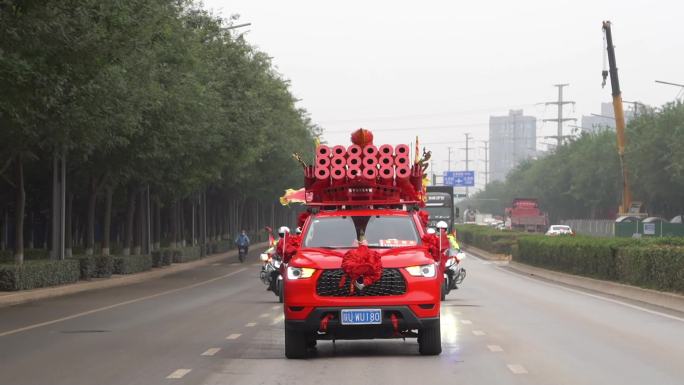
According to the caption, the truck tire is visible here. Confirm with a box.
[418,321,442,355]
[285,329,308,359]
[441,278,447,301]
[278,280,284,303]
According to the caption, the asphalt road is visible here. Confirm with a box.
[1,249,684,385]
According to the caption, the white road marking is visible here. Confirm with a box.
[491,263,684,323]
[201,348,221,356]
[472,330,486,336]
[507,364,528,374]
[259,313,270,318]
[225,333,242,340]
[245,322,256,327]
[271,305,281,310]
[0,268,248,338]
[461,319,472,325]
[166,369,192,379]
[272,314,285,325]
[488,345,504,352]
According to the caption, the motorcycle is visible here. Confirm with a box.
[238,245,248,263]
[260,247,284,303]
[443,249,467,298]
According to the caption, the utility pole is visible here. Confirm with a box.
[481,140,489,186]
[447,147,453,172]
[462,133,471,197]
[543,84,576,148]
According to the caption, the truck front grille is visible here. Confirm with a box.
[316,268,407,297]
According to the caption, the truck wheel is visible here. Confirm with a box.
[418,321,442,355]
[441,278,447,301]
[285,329,308,359]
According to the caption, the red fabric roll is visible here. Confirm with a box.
[363,156,378,168]
[331,167,346,180]
[363,167,378,179]
[347,144,362,157]
[395,165,410,179]
[331,145,346,157]
[395,155,410,167]
[317,145,331,157]
[346,166,361,179]
[331,155,346,167]
[315,166,330,180]
[395,144,409,156]
[379,155,394,166]
[347,156,362,167]
[316,155,330,168]
[379,165,395,179]
[378,144,394,156]
[363,145,378,158]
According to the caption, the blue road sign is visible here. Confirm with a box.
[444,171,475,187]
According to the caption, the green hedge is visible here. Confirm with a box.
[0,260,80,291]
[172,246,201,263]
[71,255,114,280]
[207,240,232,255]
[112,255,152,275]
[0,248,51,263]
[455,225,521,255]
[616,246,684,293]
[151,249,173,267]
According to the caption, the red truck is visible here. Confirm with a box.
[282,130,442,358]
[505,198,549,233]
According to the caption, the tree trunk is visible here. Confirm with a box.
[133,190,143,255]
[153,199,161,250]
[102,186,113,256]
[65,193,73,257]
[14,155,25,264]
[170,201,178,248]
[85,177,97,255]
[123,188,136,255]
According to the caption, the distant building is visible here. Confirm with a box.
[489,110,537,182]
[580,102,634,134]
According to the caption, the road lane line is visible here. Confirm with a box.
[0,268,248,338]
[167,369,192,379]
[259,313,270,318]
[507,364,528,374]
[271,305,281,310]
[272,314,285,325]
[472,330,486,336]
[491,263,684,323]
[245,322,256,327]
[488,345,504,352]
[226,333,242,340]
[201,348,221,356]
[461,319,472,325]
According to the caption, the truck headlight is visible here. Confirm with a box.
[405,264,436,278]
[286,266,316,280]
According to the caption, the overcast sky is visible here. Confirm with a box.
[203,0,683,190]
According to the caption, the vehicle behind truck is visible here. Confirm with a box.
[425,185,456,230]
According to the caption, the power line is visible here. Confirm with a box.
[323,122,489,134]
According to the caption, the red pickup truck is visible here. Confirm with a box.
[282,130,442,358]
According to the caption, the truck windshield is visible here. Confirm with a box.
[303,215,420,248]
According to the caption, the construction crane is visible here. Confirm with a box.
[601,20,633,215]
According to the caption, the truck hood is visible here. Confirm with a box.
[290,246,434,270]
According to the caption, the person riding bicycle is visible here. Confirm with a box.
[235,230,250,253]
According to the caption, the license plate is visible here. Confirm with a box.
[340,309,382,325]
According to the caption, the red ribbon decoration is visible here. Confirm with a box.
[277,234,302,264]
[338,243,383,293]
[418,210,429,228]
[298,211,311,228]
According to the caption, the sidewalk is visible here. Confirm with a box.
[0,242,267,308]
[465,244,684,314]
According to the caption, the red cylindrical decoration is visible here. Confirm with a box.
[317,145,331,158]
[395,155,410,167]
[363,156,378,168]
[379,144,394,156]
[396,165,411,179]
[347,156,362,167]
[332,145,346,157]
[379,155,394,167]
[331,155,346,167]
[331,167,346,180]
[363,145,378,158]
[346,166,362,179]
[395,144,409,156]
[347,144,362,157]
[315,166,330,180]
[316,155,331,168]
[379,165,395,179]
[363,166,378,179]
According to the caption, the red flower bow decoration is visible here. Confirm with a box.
[339,244,383,293]
[421,233,441,262]
[277,234,302,264]
[418,210,429,228]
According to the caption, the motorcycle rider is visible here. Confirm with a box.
[235,230,250,253]
[268,226,290,293]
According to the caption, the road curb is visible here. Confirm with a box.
[465,245,684,314]
[0,242,268,308]
[462,245,511,261]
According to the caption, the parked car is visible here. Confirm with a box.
[545,225,574,236]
